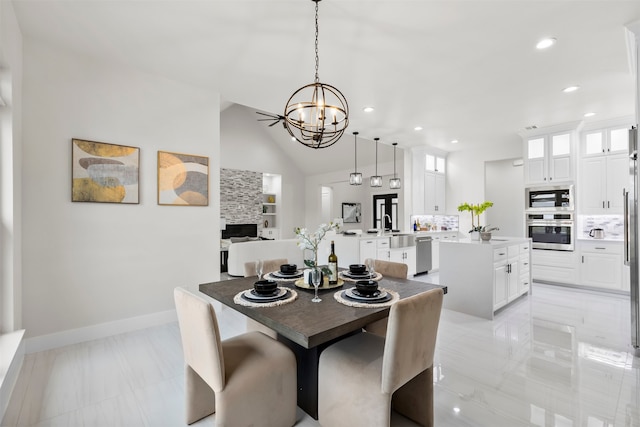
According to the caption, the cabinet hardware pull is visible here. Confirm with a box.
[582,255,584,263]
[595,247,606,250]
[603,201,605,208]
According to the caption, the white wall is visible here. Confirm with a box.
[447,140,523,233]
[21,40,220,347]
[220,104,305,238]
[0,0,23,334]
[485,158,525,237]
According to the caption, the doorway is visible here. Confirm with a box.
[373,194,399,231]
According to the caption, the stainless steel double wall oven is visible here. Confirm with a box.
[525,185,575,251]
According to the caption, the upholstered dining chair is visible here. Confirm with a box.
[243,258,288,338]
[363,258,408,337]
[243,258,288,278]
[173,287,297,427]
[318,288,444,427]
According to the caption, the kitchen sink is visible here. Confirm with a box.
[390,234,415,248]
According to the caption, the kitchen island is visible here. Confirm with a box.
[440,237,532,320]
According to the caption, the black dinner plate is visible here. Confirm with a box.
[341,271,372,279]
[242,288,290,303]
[270,270,304,279]
[344,287,389,302]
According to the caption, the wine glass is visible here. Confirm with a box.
[255,259,264,280]
[311,268,322,302]
[366,259,376,278]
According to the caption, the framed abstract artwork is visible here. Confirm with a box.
[158,151,209,206]
[71,139,140,204]
[342,202,361,223]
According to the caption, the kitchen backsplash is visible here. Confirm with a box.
[577,214,624,240]
[410,214,459,231]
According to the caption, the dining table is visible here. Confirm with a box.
[199,272,446,419]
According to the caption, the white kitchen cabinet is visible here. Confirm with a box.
[389,246,416,276]
[424,171,445,213]
[519,242,531,295]
[359,238,378,264]
[493,245,520,310]
[579,241,623,290]
[524,132,574,185]
[580,154,628,214]
[440,238,532,320]
[531,249,578,284]
[581,126,630,157]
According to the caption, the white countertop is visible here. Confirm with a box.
[441,236,530,247]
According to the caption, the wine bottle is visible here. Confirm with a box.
[328,240,338,285]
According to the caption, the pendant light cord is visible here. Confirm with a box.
[354,132,358,172]
[314,0,319,83]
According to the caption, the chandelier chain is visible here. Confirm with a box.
[314,1,319,83]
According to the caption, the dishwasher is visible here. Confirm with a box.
[415,236,433,275]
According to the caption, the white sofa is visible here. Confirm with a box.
[227,239,305,277]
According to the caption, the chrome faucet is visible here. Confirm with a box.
[383,214,392,233]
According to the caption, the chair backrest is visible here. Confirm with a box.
[244,258,289,277]
[370,258,408,280]
[381,288,444,394]
[174,287,225,392]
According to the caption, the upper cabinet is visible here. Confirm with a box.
[579,122,632,214]
[521,122,581,186]
[424,154,446,213]
[524,132,574,185]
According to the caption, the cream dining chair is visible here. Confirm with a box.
[243,258,288,338]
[363,258,408,337]
[318,287,444,427]
[173,287,297,427]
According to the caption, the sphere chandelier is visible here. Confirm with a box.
[283,0,349,149]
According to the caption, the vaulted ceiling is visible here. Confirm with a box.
[12,0,640,173]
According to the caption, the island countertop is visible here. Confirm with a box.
[442,236,530,248]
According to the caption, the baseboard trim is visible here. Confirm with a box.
[25,310,177,354]
[0,330,25,423]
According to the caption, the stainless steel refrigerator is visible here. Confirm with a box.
[625,126,640,350]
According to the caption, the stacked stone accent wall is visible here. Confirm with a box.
[220,168,262,228]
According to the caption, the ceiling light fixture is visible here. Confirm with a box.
[451,139,459,144]
[349,132,362,185]
[283,0,349,149]
[562,85,580,93]
[536,37,557,49]
[584,112,596,117]
[389,142,401,189]
[414,126,423,131]
[363,107,375,113]
[370,137,383,187]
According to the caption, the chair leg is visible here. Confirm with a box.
[185,365,216,425]
[391,366,434,427]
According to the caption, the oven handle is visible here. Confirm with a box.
[527,221,574,226]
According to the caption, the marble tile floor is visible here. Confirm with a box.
[2,276,639,426]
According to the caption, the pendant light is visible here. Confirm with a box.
[283,0,349,149]
[349,132,362,185]
[370,137,382,187]
[389,142,402,189]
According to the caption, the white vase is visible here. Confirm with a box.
[469,231,480,241]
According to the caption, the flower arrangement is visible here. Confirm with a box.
[294,222,337,274]
[457,201,494,233]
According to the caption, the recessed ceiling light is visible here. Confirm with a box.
[363,106,374,113]
[562,86,580,93]
[451,139,459,144]
[584,112,596,117]
[536,37,557,49]
[414,126,423,131]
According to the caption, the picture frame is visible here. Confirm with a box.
[71,138,140,204]
[157,151,209,206]
[342,202,361,223]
